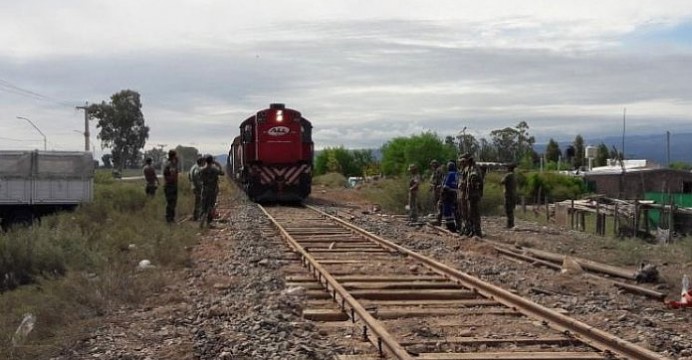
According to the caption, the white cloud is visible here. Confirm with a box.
[1,1,692,158]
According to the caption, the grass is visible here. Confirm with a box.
[361,174,505,216]
[0,174,207,359]
[313,172,348,188]
[515,203,692,290]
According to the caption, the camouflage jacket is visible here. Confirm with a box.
[199,164,224,192]
[429,167,445,190]
[466,165,484,200]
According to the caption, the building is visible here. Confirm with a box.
[584,160,692,199]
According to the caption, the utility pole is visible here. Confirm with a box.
[666,131,671,167]
[75,102,90,152]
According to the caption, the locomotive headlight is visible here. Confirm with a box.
[276,110,283,122]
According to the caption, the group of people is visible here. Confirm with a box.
[408,155,517,237]
[142,150,224,227]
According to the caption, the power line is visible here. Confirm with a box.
[0,78,75,108]
[0,136,40,142]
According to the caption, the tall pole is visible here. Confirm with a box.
[621,107,626,162]
[16,116,47,151]
[76,102,90,152]
[666,131,671,167]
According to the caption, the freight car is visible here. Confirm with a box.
[0,150,94,229]
[227,104,313,202]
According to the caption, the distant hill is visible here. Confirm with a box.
[535,132,692,164]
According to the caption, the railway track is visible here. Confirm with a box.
[260,204,668,360]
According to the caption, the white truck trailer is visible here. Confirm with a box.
[0,150,94,228]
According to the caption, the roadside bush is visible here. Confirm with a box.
[523,172,586,203]
[313,172,348,188]
[0,229,66,291]
[0,178,198,359]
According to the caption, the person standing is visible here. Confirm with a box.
[408,164,421,225]
[142,157,159,197]
[199,155,224,228]
[456,155,470,235]
[163,150,180,223]
[429,160,444,225]
[441,161,459,232]
[188,156,204,221]
[466,156,484,237]
[501,163,517,229]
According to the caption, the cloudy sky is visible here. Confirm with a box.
[1,0,691,158]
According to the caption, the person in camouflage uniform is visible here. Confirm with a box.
[466,156,484,237]
[408,164,421,225]
[198,155,224,228]
[500,163,517,228]
[163,150,180,223]
[429,160,444,225]
[188,156,204,221]
[456,154,470,235]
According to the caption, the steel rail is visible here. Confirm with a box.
[259,205,414,360]
[307,205,668,360]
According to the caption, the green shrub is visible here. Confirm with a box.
[522,171,586,202]
[0,178,199,359]
[313,172,348,188]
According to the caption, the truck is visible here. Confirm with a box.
[0,150,94,229]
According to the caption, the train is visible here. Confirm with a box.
[227,103,314,202]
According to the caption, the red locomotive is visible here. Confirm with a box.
[227,104,313,202]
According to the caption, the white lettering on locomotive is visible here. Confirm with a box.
[267,126,290,136]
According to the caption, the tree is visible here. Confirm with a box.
[488,122,535,163]
[313,147,371,177]
[456,132,480,157]
[143,146,166,169]
[174,145,200,171]
[477,138,497,162]
[489,127,520,162]
[89,90,149,170]
[545,138,561,163]
[351,149,375,176]
[596,143,609,166]
[572,135,585,170]
[515,121,536,161]
[564,145,575,165]
[380,132,456,176]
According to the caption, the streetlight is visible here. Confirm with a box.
[16,116,47,151]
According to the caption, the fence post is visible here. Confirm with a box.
[570,199,575,230]
[545,197,550,222]
[595,201,601,235]
[633,200,640,238]
[522,196,526,214]
[614,203,619,236]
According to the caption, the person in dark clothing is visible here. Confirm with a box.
[407,164,421,225]
[163,150,179,223]
[429,160,444,225]
[142,157,159,197]
[500,163,517,228]
[198,155,224,228]
[441,161,459,232]
[466,157,484,237]
[456,154,470,235]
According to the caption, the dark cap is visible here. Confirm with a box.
[168,149,177,158]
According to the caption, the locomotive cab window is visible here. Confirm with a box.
[242,124,253,143]
[301,120,312,143]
